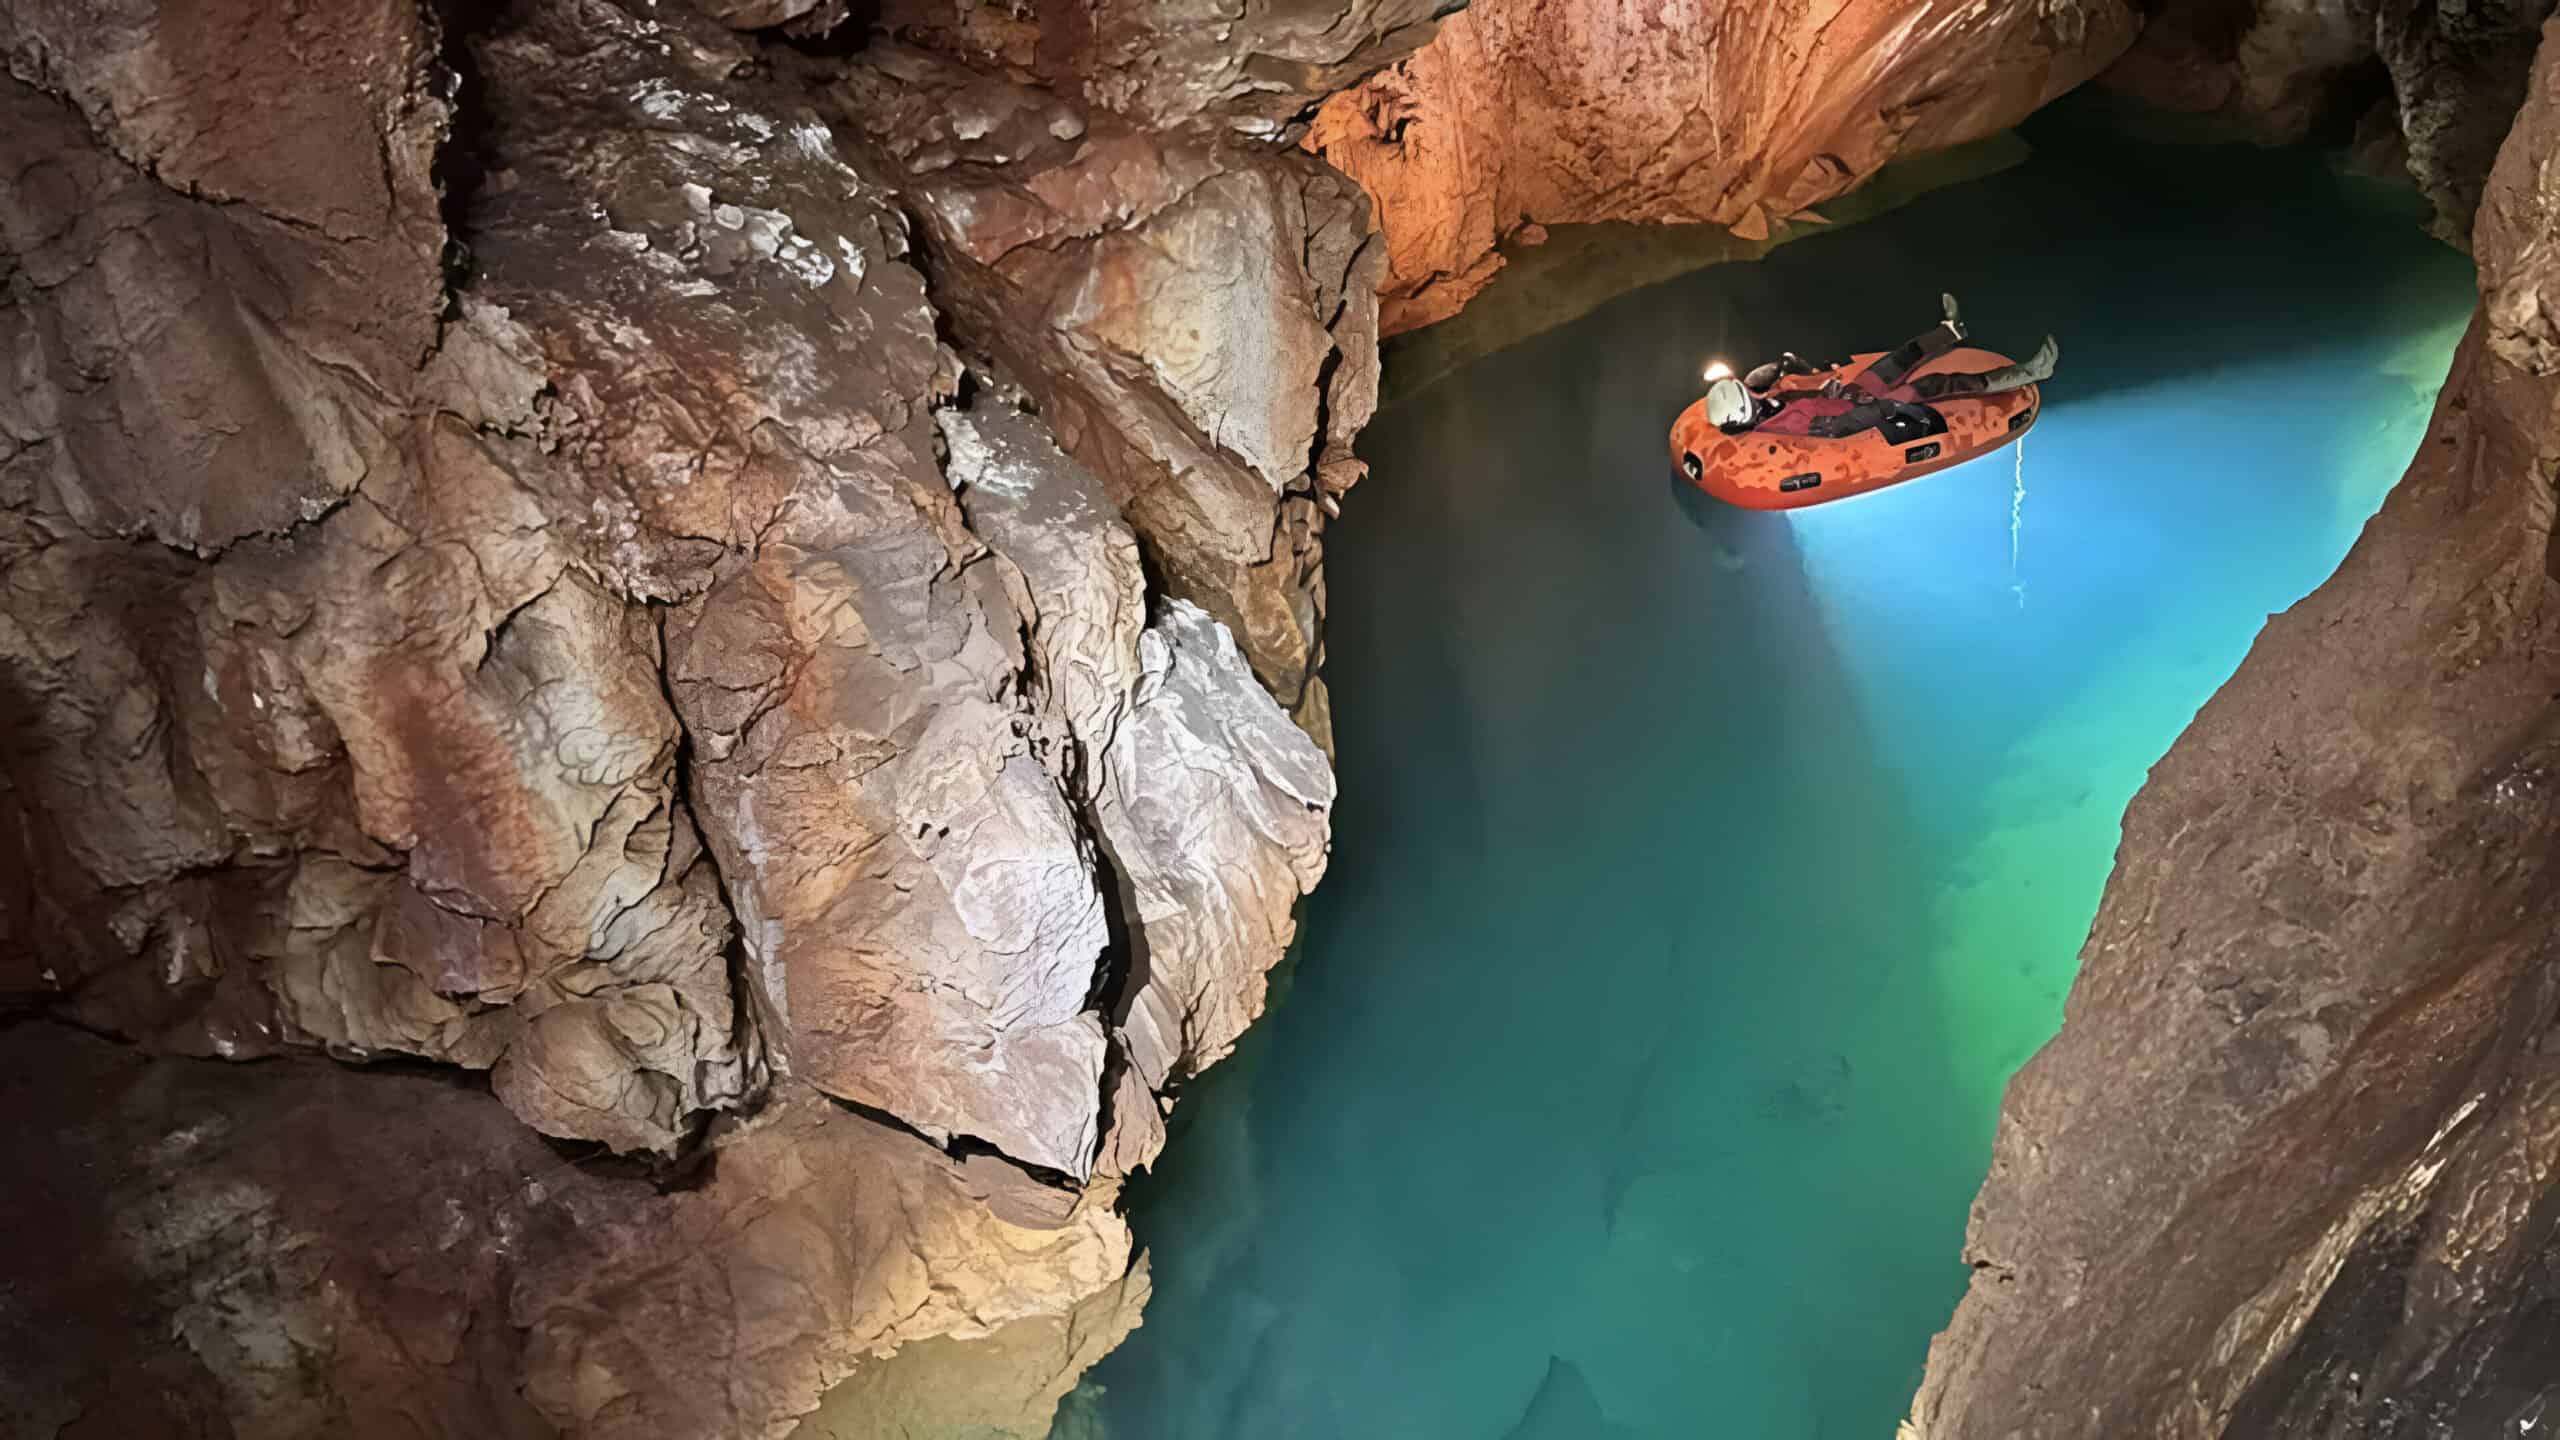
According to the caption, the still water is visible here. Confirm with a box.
[1083,104,2474,1439]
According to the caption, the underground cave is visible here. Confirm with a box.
[6,2,2560,1439]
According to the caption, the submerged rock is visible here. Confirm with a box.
[1907,16,2560,1437]
[1501,1356,1644,1440]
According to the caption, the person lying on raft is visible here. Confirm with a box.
[1706,293,2058,439]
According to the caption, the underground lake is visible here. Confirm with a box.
[1076,101,2479,1440]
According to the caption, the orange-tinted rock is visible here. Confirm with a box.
[1309,0,2142,333]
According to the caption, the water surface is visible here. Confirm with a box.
[1084,105,2474,1440]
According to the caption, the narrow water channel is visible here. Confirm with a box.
[1081,102,2475,1440]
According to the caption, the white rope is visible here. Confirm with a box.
[2009,436,2027,610]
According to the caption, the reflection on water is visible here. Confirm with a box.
[1082,100,2474,1440]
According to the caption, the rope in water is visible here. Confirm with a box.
[2010,436,2027,609]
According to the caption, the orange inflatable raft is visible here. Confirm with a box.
[1669,347,2039,511]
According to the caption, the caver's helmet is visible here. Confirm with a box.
[1706,377,1754,430]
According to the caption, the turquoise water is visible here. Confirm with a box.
[1082,108,2472,1440]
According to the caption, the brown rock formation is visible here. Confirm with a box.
[1307,0,2142,334]
[3,0,1363,1431]
[2,1023,1134,1439]
[827,39,1383,739]
[872,0,1451,131]
[1907,15,2560,1437]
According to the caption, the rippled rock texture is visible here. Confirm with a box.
[1907,16,2560,1438]
[1306,0,2143,333]
[1,0,1351,1432]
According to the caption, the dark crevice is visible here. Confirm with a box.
[857,196,1166,1189]
[474,576,555,671]
[1083,825,1152,1032]
[529,1124,727,1193]
[945,1132,1082,1191]
[648,609,778,1133]
[813,1087,964,1154]
[427,0,515,292]
[1303,342,1346,488]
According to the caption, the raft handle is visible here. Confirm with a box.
[2008,408,2035,433]
[1681,452,1703,482]
[1904,442,1941,464]
[1778,472,1822,493]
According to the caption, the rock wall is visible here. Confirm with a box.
[2102,0,2556,245]
[0,0,1364,1433]
[1305,0,2143,334]
[1906,15,2560,1438]
[872,0,1452,133]
[819,35,1386,745]
[15,0,2549,1434]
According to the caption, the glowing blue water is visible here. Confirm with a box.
[1082,112,2473,1440]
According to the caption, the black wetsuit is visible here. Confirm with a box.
[1802,319,2005,439]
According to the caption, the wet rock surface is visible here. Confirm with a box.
[1305,0,2142,333]
[1907,17,2560,1438]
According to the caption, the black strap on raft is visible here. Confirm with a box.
[1858,321,1963,390]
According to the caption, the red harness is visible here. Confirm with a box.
[1752,385,1866,437]
[1742,370,1936,438]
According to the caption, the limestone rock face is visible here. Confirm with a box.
[1306,0,2142,333]
[455,6,1121,1175]
[3,0,759,1156]
[3,0,1342,1431]
[834,42,1382,734]
[939,396,1338,1179]
[1907,18,2560,1437]
[875,0,1453,130]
